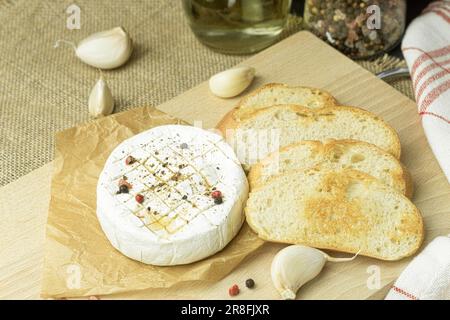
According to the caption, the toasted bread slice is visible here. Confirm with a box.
[238,83,337,110]
[248,140,412,197]
[245,168,424,261]
[233,83,338,120]
[217,105,401,166]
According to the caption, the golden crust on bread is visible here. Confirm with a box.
[245,167,423,261]
[217,104,401,160]
[248,140,412,197]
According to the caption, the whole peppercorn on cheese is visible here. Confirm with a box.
[97,125,248,266]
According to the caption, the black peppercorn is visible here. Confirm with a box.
[245,278,255,289]
[118,185,129,194]
[214,197,223,205]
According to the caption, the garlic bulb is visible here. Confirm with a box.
[209,66,255,98]
[88,77,114,118]
[271,245,358,300]
[55,27,133,69]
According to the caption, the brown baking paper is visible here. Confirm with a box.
[41,106,264,299]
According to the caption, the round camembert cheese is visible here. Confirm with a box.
[97,125,248,265]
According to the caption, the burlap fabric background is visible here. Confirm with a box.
[0,0,413,186]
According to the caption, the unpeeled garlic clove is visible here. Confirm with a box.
[55,27,133,69]
[271,245,358,300]
[88,77,114,118]
[209,66,255,98]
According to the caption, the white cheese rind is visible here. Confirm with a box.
[97,125,248,265]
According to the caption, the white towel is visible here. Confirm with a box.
[401,0,450,183]
[385,235,450,300]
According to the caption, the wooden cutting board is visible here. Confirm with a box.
[1,31,449,300]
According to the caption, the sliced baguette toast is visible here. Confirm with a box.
[217,105,401,166]
[248,140,412,197]
[245,167,424,261]
[233,83,338,120]
[238,83,337,109]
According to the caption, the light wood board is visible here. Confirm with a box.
[1,31,449,300]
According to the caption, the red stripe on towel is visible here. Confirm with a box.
[420,79,450,112]
[420,112,450,124]
[403,46,450,81]
[424,0,450,11]
[429,9,450,23]
[392,286,418,300]
[413,57,450,90]
[423,1,450,14]
[416,69,450,102]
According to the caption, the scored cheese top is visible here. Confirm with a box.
[97,125,248,265]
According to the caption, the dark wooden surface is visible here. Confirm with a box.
[291,0,434,58]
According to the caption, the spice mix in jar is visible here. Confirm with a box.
[304,0,407,59]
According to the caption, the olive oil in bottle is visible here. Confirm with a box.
[183,0,292,54]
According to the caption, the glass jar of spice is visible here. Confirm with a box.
[304,0,407,59]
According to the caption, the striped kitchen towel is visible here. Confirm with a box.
[402,0,450,183]
[385,235,450,300]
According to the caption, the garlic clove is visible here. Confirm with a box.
[271,245,359,300]
[271,245,327,300]
[75,27,133,69]
[209,66,255,98]
[88,77,114,118]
